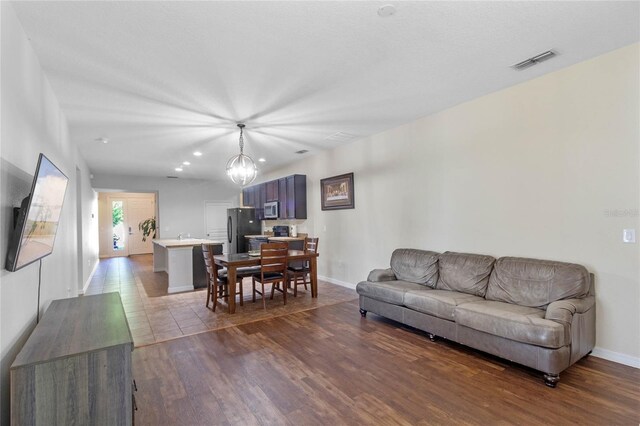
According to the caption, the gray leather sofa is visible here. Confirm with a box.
[356,249,595,387]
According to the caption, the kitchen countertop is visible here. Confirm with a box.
[267,236,305,241]
[152,238,224,248]
[244,235,305,241]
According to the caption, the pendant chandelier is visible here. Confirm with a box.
[226,123,257,186]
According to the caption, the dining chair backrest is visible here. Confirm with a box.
[259,242,288,275]
[202,243,220,282]
[304,237,319,254]
[300,237,319,269]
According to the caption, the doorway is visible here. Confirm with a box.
[98,192,157,258]
[205,201,232,253]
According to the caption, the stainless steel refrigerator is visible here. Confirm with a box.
[227,208,261,254]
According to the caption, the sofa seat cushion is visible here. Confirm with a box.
[404,289,484,321]
[390,249,440,287]
[455,301,567,349]
[356,280,428,306]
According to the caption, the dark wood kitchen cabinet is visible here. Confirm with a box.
[243,174,306,220]
[278,178,288,218]
[265,180,279,202]
[255,184,267,220]
[243,183,266,218]
[242,186,255,207]
[280,175,307,219]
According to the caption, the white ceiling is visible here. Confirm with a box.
[11,1,640,180]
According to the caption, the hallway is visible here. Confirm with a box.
[83,255,357,347]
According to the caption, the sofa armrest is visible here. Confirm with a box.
[545,296,595,327]
[367,268,396,282]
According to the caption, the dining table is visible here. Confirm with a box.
[213,250,319,314]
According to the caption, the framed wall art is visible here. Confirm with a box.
[320,172,355,210]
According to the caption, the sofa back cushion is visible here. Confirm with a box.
[390,248,439,287]
[485,257,590,308]
[436,252,496,297]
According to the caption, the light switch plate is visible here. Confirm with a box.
[623,229,636,243]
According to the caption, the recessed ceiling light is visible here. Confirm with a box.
[258,158,266,162]
[95,137,108,144]
[193,151,202,156]
[182,161,191,166]
[377,4,396,17]
[175,167,183,172]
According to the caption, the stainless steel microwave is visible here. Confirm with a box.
[264,201,278,219]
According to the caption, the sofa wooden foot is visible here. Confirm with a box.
[427,333,436,342]
[544,373,560,388]
[359,308,367,318]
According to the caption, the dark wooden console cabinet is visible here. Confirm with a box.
[10,293,134,425]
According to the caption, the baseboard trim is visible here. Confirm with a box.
[318,275,356,290]
[313,276,640,370]
[590,347,640,369]
[168,285,195,294]
[79,261,99,295]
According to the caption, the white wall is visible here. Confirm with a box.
[262,44,640,365]
[0,3,98,424]
[91,174,239,240]
[77,167,99,292]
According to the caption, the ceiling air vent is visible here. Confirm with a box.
[295,149,309,154]
[325,131,357,142]
[166,175,179,179]
[511,50,557,71]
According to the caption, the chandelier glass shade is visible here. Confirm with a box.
[226,123,257,186]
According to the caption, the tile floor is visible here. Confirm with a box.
[84,255,358,347]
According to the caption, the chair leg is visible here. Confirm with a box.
[212,285,218,312]
[262,283,267,309]
[206,280,211,308]
[283,279,287,305]
[303,273,308,290]
[252,277,256,303]
[293,274,298,297]
[270,282,276,299]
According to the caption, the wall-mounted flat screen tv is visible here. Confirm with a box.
[5,154,69,272]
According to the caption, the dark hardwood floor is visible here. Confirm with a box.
[133,300,640,425]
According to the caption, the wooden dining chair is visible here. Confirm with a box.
[287,237,319,297]
[202,244,243,312]
[252,242,289,309]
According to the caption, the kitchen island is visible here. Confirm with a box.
[153,238,224,293]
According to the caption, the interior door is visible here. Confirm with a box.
[128,197,156,255]
[205,201,232,253]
